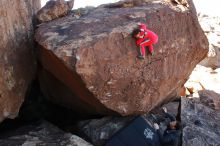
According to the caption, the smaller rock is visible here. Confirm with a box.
[72,6,95,18]
[179,86,191,97]
[198,90,220,110]
[37,0,74,23]
[0,120,92,146]
[77,116,133,146]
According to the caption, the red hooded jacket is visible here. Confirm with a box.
[136,23,158,46]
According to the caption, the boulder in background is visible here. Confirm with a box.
[0,0,40,123]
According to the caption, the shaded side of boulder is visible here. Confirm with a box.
[181,97,220,146]
[37,0,74,23]
[0,120,92,146]
[0,0,40,123]
[35,0,208,115]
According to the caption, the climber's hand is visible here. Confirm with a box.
[154,123,159,130]
[162,107,167,113]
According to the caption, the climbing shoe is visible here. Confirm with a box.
[137,55,145,59]
[151,52,154,56]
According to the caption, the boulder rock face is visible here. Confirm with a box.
[35,0,208,115]
[181,97,220,146]
[0,120,92,146]
[37,0,74,23]
[0,0,40,122]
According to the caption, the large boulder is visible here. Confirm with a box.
[37,0,74,23]
[198,90,220,110]
[35,0,208,115]
[0,0,40,122]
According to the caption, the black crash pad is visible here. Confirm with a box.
[105,116,161,146]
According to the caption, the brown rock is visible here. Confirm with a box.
[178,86,186,96]
[35,0,208,116]
[198,90,220,110]
[37,0,74,23]
[178,86,190,97]
[0,0,40,122]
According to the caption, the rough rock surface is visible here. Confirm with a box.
[0,0,40,122]
[35,0,208,115]
[181,97,220,146]
[37,0,74,23]
[0,120,92,146]
[193,0,220,68]
[198,90,220,110]
[77,116,133,146]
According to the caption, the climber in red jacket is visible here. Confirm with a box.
[133,23,158,59]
